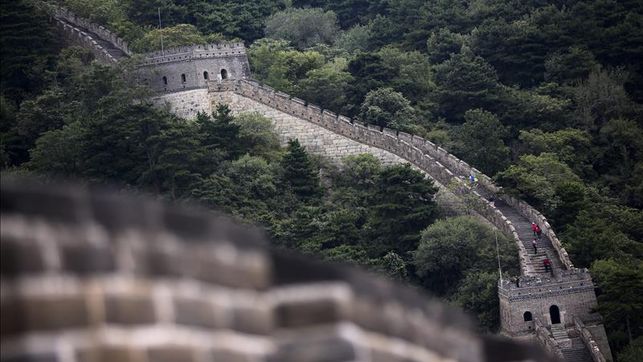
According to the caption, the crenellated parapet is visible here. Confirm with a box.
[1,176,555,362]
[211,79,567,275]
[498,269,596,302]
[139,42,247,66]
[48,5,130,63]
[574,318,609,362]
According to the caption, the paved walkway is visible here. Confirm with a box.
[58,18,129,60]
[493,200,563,276]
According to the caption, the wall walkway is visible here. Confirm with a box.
[45,6,611,359]
[209,79,572,277]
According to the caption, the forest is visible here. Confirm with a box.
[1,0,642,359]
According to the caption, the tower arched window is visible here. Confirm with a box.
[203,71,209,80]
[523,311,532,322]
[220,69,228,80]
[162,76,167,85]
[181,74,187,83]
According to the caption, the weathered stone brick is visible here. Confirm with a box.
[1,295,89,335]
[76,346,146,362]
[0,298,23,336]
[1,181,84,222]
[173,297,222,329]
[210,349,256,362]
[231,306,272,335]
[163,206,211,240]
[275,299,344,328]
[104,294,156,325]
[0,238,45,277]
[1,353,59,362]
[370,350,409,362]
[29,296,88,332]
[89,191,158,231]
[147,346,198,362]
[61,244,115,274]
[144,249,178,277]
[269,338,356,362]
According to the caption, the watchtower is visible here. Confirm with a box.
[137,42,251,93]
[499,270,600,336]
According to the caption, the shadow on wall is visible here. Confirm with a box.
[0,176,555,362]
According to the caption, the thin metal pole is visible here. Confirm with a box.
[495,229,503,282]
[158,8,164,55]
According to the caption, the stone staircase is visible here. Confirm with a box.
[548,325,593,362]
[56,18,129,61]
[493,200,563,276]
[551,324,569,341]
[562,337,593,362]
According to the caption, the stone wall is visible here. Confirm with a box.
[534,319,566,361]
[574,318,608,362]
[138,44,251,93]
[51,6,131,55]
[211,80,541,275]
[52,14,119,64]
[0,177,553,362]
[153,89,212,119]
[498,270,601,335]
[210,90,406,166]
[49,5,130,64]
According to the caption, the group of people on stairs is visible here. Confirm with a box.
[531,222,553,276]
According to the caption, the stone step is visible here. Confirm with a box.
[561,338,592,362]
[552,330,568,340]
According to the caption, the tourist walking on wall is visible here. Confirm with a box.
[532,238,538,254]
[531,222,538,236]
[543,257,552,275]
[535,224,542,239]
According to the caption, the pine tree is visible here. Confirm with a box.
[196,104,242,160]
[368,164,438,257]
[281,139,321,201]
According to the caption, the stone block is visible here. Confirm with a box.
[173,297,222,329]
[2,295,89,335]
[1,182,83,222]
[0,238,46,277]
[370,350,408,362]
[269,337,357,362]
[231,305,272,335]
[61,244,115,275]
[1,298,22,336]
[104,294,156,325]
[1,353,59,362]
[76,346,146,362]
[210,349,257,362]
[147,346,198,362]
[275,298,345,328]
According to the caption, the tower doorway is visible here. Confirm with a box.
[550,305,561,324]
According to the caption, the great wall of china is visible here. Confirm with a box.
[1,5,615,361]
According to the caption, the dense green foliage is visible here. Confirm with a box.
[3,0,643,352]
[414,216,518,331]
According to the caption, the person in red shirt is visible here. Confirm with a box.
[535,224,542,239]
[531,222,538,236]
[543,258,552,275]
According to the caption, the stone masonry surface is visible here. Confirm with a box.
[1,176,554,362]
[45,6,611,360]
